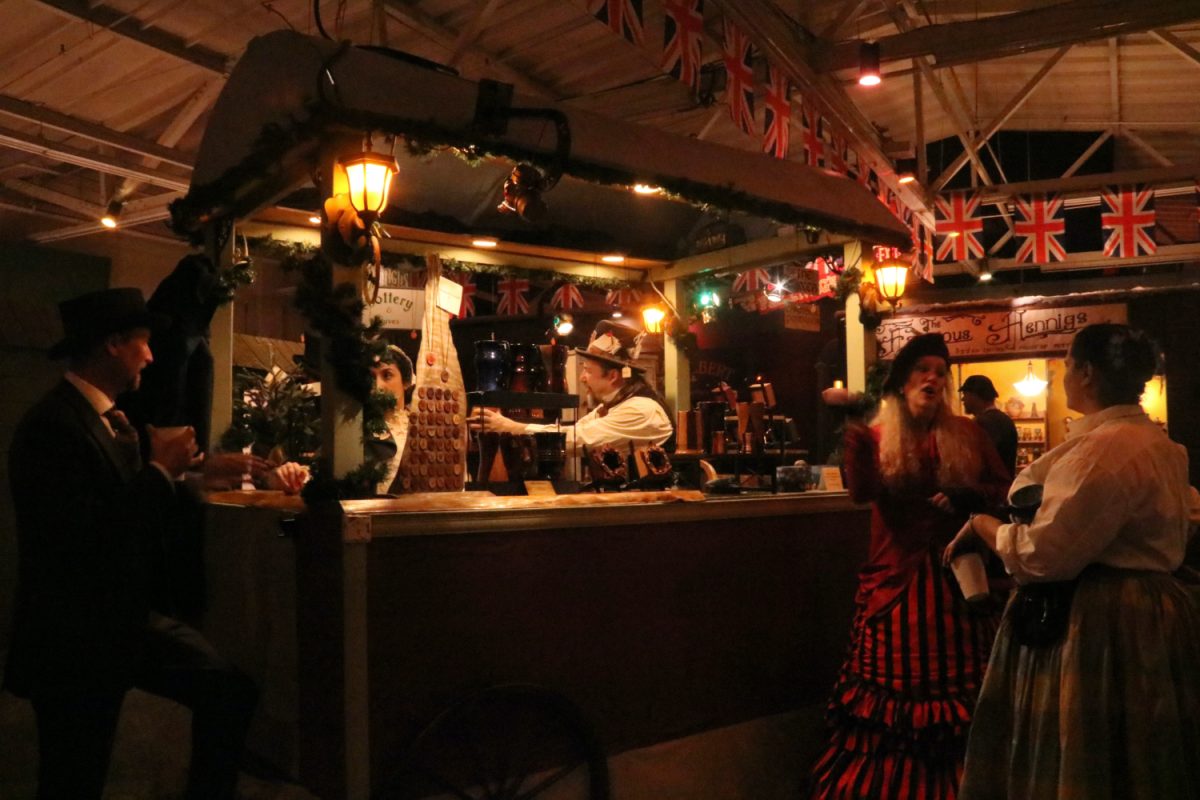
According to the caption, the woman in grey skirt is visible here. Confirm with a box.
[944,322,1200,799]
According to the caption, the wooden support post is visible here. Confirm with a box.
[843,241,876,393]
[662,278,690,417]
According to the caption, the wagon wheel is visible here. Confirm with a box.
[374,684,609,800]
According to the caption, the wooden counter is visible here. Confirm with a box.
[200,490,870,799]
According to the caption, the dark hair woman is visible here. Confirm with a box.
[945,323,1200,799]
[809,333,1012,799]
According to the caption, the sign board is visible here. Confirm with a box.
[818,466,845,492]
[364,287,424,330]
[436,277,464,316]
[523,480,557,497]
[784,302,821,331]
[876,303,1127,360]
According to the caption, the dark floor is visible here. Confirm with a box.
[0,687,317,800]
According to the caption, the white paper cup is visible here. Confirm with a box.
[950,552,989,602]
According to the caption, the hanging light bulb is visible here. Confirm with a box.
[858,42,881,87]
[1014,361,1048,397]
[100,200,122,229]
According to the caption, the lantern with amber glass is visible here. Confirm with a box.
[641,305,666,334]
[873,252,909,310]
[340,150,398,225]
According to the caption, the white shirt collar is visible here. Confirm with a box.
[1067,404,1148,439]
[64,371,114,417]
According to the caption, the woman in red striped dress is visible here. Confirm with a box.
[808,333,1010,799]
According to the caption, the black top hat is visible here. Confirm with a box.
[959,374,999,401]
[49,287,167,360]
[572,319,645,374]
[882,333,950,394]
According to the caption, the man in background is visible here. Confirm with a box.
[960,374,1018,477]
[4,288,258,799]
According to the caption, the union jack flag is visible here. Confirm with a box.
[588,0,643,45]
[824,132,848,176]
[452,272,476,318]
[799,105,824,168]
[732,267,770,293]
[605,287,642,307]
[549,282,585,310]
[935,191,985,262]
[762,64,790,159]
[1013,193,1067,263]
[661,0,704,90]
[722,17,755,136]
[496,277,530,316]
[1101,184,1156,258]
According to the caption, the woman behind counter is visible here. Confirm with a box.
[809,333,1011,800]
[946,323,1200,799]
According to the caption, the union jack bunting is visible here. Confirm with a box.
[1101,185,1156,258]
[722,18,755,136]
[913,223,935,283]
[799,105,824,168]
[762,64,790,159]
[1013,193,1067,263]
[605,287,642,307]
[661,0,704,90]
[935,191,985,261]
[824,132,848,176]
[549,282,585,310]
[732,267,771,293]
[452,272,476,318]
[588,0,643,45]
[496,276,530,316]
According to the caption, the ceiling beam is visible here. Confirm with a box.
[815,0,1200,73]
[0,124,190,191]
[1150,29,1200,72]
[931,46,1071,192]
[2,177,99,217]
[0,94,193,169]
[976,163,1200,204]
[380,0,562,99]
[32,0,230,75]
[28,205,173,243]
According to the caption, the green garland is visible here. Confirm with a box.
[214,257,256,305]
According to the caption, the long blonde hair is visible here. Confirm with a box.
[874,385,984,491]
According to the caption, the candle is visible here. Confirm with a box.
[833,380,844,389]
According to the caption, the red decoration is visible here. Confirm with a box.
[1014,193,1067,263]
[825,132,848,176]
[449,272,476,318]
[732,267,770,293]
[496,277,531,316]
[1101,184,1156,258]
[800,105,824,168]
[762,64,790,160]
[935,191,985,261]
[549,282,585,310]
[721,18,755,136]
[588,0,644,45]
[605,287,642,307]
[661,0,704,90]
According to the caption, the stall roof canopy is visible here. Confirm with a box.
[174,31,909,254]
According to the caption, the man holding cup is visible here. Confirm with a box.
[3,288,258,799]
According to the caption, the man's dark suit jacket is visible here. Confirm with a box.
[3,380,176,697]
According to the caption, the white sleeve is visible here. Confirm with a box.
[527,397,671,453]
[994,451,1130,582]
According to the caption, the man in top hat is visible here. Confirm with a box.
[4,288,258,799]
[471,319,673,458]
[959,374,1018,477]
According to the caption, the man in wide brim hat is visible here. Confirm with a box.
[48,286,169,360]
[470,318,673,458]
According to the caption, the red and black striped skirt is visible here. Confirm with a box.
[807,552,1002,800]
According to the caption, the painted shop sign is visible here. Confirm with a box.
[365,287,425,330]
[877,303,1128,359]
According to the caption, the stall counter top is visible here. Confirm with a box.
[204,488,856,540]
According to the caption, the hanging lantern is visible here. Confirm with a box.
[641,305,666,333]
[874,259,909,308]
[340,150,398,224]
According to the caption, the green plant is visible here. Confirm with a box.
[220,367,320,462]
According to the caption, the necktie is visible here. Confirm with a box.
[103,408,142,468]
